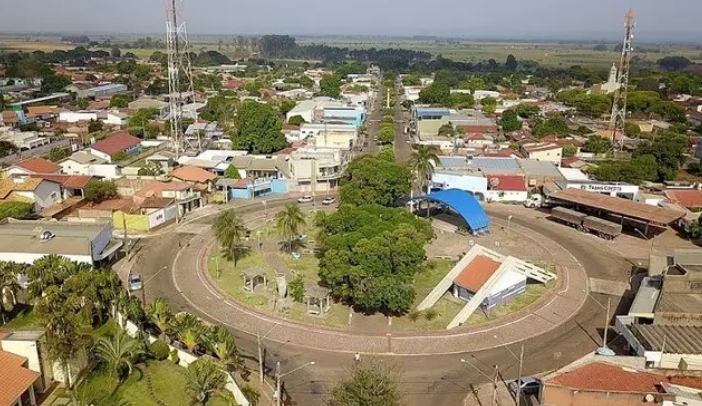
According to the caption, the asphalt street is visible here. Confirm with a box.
[131,201,631,406]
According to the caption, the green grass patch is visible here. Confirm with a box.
[208,249,274,307]
[70,361,231,406]
[466,279,557,325]
[2,306,39,329]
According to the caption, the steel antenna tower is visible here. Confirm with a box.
[165,0,194,159]
[609,10,635,150]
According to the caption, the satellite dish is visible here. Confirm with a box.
[469,240,475,246]
[489,177,500,188]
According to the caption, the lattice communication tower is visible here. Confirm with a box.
[609,10,635,149]
[165,0,194,158]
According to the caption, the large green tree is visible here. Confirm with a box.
[232,101,288,154]
[418,82,450,105]
[214,209,249,267]
[499,109,522,133]
[84,180,117,203]
[329,362,402,406]
[339,155,412,207]
[316,205,433,315]
[319,74,342,98]
[0,201,33,220]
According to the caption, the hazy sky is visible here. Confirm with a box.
[2,0,701,41]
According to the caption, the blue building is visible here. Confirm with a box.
[323,107,365,127]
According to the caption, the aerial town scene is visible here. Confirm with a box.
[1,0,702,405]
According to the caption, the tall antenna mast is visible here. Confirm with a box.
[609,10,635,151]
[165,0,194,160]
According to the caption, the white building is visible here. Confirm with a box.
[404,86,422,102]
[285,98,345,123]
[104,111,128,126]
[59,151,121,179]
[599,64,621,94]
[431,172,488,201]
[299,123,358,149]
[58,110,101,123]
[520,142,563,165]
[0,131,50,150]
[472,90,501,101]
[0,218,121,265]
[288,147,347,192]
[558,180,640,199]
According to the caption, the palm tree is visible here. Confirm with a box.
[204,325,243,373]
[174,313,205,353]
[63,268,120,326]
[275,202,306,252]
[26,255,89,300]
[93,331,144,381]
[408,145,440,195]
[184,358,228,406]
[147,297,173,341]
[0,261,22,323]
[214,209,250,267]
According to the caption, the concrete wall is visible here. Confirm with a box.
[113,211,150,232]
[485,190,528,202]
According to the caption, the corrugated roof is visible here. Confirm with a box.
[634,324,702,354]
[550,188,684,225]
[419,188,490,231]
[473,157,520,171]
[453,255,501,292]
[0,351,40,406]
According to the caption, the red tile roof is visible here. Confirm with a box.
[90,132,141,155]
[170,165,216,183]
[665,189,702,209]
[453,255,502,292]
[134,181,191,199]
[546,362,702,393]
[30,174,95,189]
[13,157,61,174]
[487,175,527,191]
[0,350,40,406]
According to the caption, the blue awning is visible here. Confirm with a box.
[414,188,490,232]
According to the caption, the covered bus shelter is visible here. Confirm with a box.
[548,188,684,237]
[411,188,491,233]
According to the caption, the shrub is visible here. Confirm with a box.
[169,349,180,364]
[408,310,421,322]
[150,340,170,361]
[423,309,438,321]
[289,275,305,303]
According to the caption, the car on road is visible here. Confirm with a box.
[128,274,143,291]
[322,197,335,205]
[508,377,541,398]
[297,196,314,203]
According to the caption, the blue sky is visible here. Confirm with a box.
[1,0,700,41]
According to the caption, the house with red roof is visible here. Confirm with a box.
[170,165,217,192]
[485,174,528,202]
[89,132,142,163]
[0,331,45,406]
[664,189,702,211]
[542,359,702,406]
[4,158,61,177]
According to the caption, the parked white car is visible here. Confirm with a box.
[297,196,314,203]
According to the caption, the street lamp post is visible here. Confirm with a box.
[507,215,514,234]
[262,200,268,218]
[276,361,315,406]
[494,335,524,406]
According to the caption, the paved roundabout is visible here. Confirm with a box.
[132,197,630,405]
[172,204,588,355]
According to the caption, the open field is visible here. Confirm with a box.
[3,34,701,69]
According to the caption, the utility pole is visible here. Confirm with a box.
[122,216,129,258]
[275,361,282,406]
[257,329,264,385]
[492,364,499,406]
[603,298,611,348]
[516,344,525,406]
[311,158,317,206]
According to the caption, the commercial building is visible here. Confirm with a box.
[322,106,365,127]
[299,123,358,149]
[285,98,345,123]
[75,83,128,99]
[520,142,562,165]
[0,218,121,265]
[557,180,640,199]
[0,131,50,150]
[287,147,347,193]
